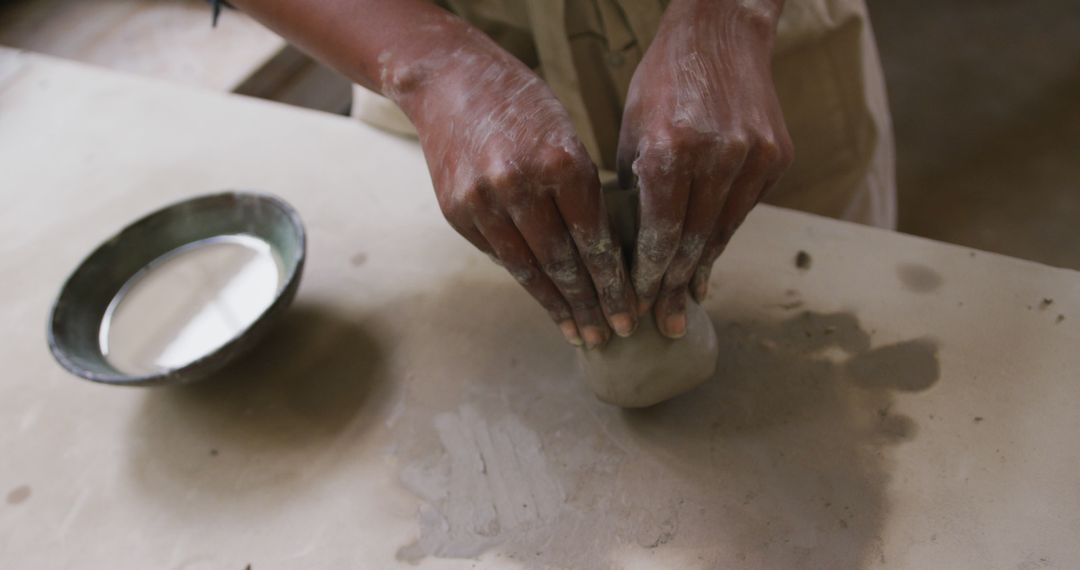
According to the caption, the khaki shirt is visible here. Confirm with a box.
[353,0,896,228]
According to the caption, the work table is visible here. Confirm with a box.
[1,49,1078,569]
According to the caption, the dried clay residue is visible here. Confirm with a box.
[397,405,564,562]
[6,485,31,505]
[896,263,943,293]
[795,250,811,270]
[387,280,943,569]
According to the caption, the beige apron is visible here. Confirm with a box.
[353,0,896,229]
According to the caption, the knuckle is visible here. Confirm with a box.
[505,261,541,287]
[651,124,710,153]
[580,236,619,268]
[531,145,594,183]
[540,250,602,310]
[633,140,681,180]
[533,292,567,315]
[637,243,671,268]
[537,298,571,320]
[664,259,698,287]
[596,284,625,309]
[586,247,629,304]
[752,132,794,173]
[676,233,708,263]
[667,266,695,289]
[547,307,572,322]
[634,281,661,301]
[568,295,601,314]
[532,146,570,176]
[569,155,599,185]
[541,252,582,286]
[660,284,689,308]
[440,185,483,222]
[662,277,691,297]
[535,293,570,315]
[632,257,669,297]
[480,159,525,191]
[637,224,680,263]
[714,132,751,164]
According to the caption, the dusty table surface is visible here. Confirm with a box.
[2,49,1078,569]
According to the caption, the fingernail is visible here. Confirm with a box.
[610,313,635,338]
[664,312,687,338]
[637,299,651,316]
[559,321,583,347]
[582,326,606,349]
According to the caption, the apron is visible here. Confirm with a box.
[352,0,896,229]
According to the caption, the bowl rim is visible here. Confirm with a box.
[46,190,306,387]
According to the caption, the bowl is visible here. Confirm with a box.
[47,191,306,386]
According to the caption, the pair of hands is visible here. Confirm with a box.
[397,0,793,348]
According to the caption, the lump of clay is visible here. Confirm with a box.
[578,300,718,407]
[576,181,718,407]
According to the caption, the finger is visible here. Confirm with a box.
[472,209,585,347]
[631,148,692,315]
[691,173,773,304]
[689,222,731,305]
[653,285,690,338]
[690,126,791,302]
[653,160,737,337]
[444,217,496,258]
[550,171,637,339]
[508,193,614,348]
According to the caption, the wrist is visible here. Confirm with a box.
[386,34,530,133]
[661,0,783,42]
[378,28,501,125]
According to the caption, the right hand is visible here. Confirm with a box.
[391,31,637,348]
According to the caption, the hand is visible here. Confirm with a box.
[393,28,637,348]
[617,0,794,338]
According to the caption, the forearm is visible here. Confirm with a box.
[226,0,498,108]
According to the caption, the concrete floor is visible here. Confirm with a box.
[868,0,1080,270]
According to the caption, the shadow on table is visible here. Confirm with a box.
[387,279,941,569]
[616,310,939,568]
[125,304,388,508]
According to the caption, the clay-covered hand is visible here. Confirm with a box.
[391,24,637,348]
[617,0,793,338]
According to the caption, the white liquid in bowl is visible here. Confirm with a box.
[100,234,284,375]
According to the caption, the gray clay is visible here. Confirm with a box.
[578,183,719,407]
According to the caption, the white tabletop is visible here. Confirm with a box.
[2,49,1078,569]
[0,0,284,91]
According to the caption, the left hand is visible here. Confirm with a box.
[617,0,794,338]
